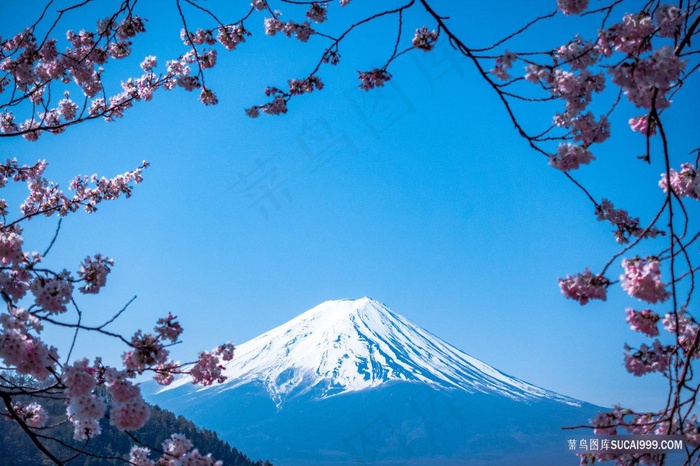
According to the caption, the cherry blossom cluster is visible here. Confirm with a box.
[0,14,150,140]
[0,303,59,380]
[655,5,685,38]
[610,46,686,110]
[181,24,251,53]
[129,433,223,465]
[264,17,316,42]
[306,3,329,23]
[155,312,184,342]
[246,75,324,117]
[557,0,589,16]
[289,76,324,95]
[659,163,700,200]
[506,1,693,184]
[252,0,268,11]
[189,342,235,386]
[30,273,74,314]
[598,13,655,56]
[663,310,700,357]
[358,69,392,91]
[412,27,438,52]
[625,308,660,337]
[555,35,599,70]
[77,254,113,294]
[624,340,672,376]
[9,402,48,428]
[548,142,594,171]
[526,67,606,115]
[594,198,664,244]
[553,111,610,147]
[620,256,670,304]
[490,51,516,81]
[628,114,656,136]
[62,358,152,438]
[558,268,609,304]
[21,160,148,216]
[0,1,259,141]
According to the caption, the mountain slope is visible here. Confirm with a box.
[144,297,603,465]
[160,297,579,407]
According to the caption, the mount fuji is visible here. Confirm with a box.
[142,298,603,465]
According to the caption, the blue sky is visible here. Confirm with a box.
[3,0,698,413]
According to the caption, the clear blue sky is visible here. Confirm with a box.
[3,0,698,412]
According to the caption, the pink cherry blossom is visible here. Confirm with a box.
[558,268,609,304]
[662,310,699,356]
[655,4,684,38]
[625,308,660,337]
[0,227,24,266]
[13,402,48,428]
[217,25,249,51]
[490,51,516,80]
[163,433,194,457]
[57,94,79,120]
[554,111,610,146]
[358,69,391,91]
[599,13,655,56]
[78,254,113,294]
[199,87,218,106]
[659,164,700,200]
[289,76,324,95]
[62,358,97,397]
[624,340,672,376]
[154,360,179,385]
[30,274,74,314]
[685,416,700,447]
[140,55,157,71]
[306,3,328,23]
[245,106,260,118]
[105,369,140,402]
[0,269,31,302]
[620,257,670,304]
[252,0,267,11]
[155,313,184,342]
[611,46,685,110]
[215,342,235,361]
[595,198,664,244]
[629,115,655,135]
[129,446,155,466]
[556,35,599,70]
[261,96,288,115]
[190,350,226,386]
[67,393,107,421]
[70,417,101,441]
[122,330,168,373]
[412,27,438,52]
[180,449,224,465]
[549,143,594,171]
[557,0,589,15]
[0,328,58,380]
[110,395,151,431]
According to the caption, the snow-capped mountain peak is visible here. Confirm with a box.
[159,298,580,407]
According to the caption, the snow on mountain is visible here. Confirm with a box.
[158,297,579,408]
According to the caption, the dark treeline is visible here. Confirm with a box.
[0,396,272,466]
